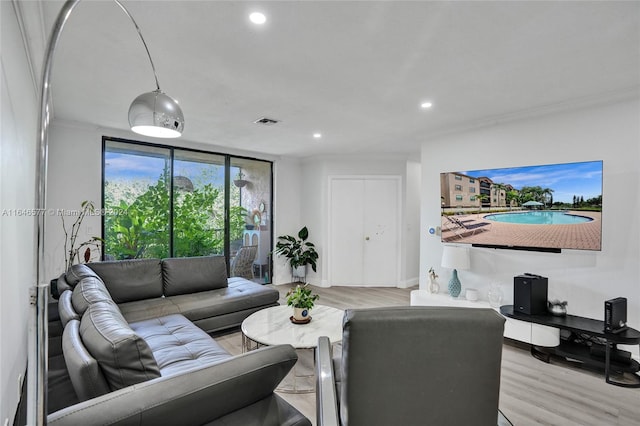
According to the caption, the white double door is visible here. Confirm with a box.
[329,176,400,286]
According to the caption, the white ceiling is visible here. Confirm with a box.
[33,1,640,158]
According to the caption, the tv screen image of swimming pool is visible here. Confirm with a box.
[484,211,592,225]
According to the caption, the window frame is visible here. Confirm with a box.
[101,136,274,280]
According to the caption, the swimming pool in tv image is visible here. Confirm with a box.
[484,211,592,225]
[440,160,602,251]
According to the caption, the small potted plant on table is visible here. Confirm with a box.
[286,284,319,324]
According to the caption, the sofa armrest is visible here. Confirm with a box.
[316,336,339,426]
[48,345,301,426]
[56,273,73,296]
[57,290,79,327]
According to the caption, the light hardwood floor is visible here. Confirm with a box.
[215,284,640,426]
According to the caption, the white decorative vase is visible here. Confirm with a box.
[488,283,504,308]
[293,307,310,321]
[428,277,440,294]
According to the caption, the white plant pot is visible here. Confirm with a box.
[293,265,306,278]
[293,307,311,321]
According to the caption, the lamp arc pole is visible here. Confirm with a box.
[29,1,180,423]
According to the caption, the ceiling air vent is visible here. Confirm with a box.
[254,117,280,126]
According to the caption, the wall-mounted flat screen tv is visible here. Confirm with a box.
[440,160,602,252]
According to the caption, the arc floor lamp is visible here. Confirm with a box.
[29,0,184,423]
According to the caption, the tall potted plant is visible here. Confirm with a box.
[62,200,103,272]
[274,226,318,281]
[50,200,103,298]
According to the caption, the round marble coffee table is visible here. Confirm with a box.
[241,305,344,392]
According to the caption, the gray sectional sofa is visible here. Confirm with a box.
[49,256,311,426]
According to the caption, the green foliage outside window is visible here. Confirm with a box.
[104,170,171,259]
[173,183,222,257]
[104,170,246,260]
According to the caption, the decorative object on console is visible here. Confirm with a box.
[441,245,470,298]
[547,300,568,316]
[465,288,479,302]
[286,284,319,323]
[488,282,504,308]
[427,267,440,294]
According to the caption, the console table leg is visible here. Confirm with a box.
[604,341,612,384]
[605,341,640,388]
[531,345,550,363]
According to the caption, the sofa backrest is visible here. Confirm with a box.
[161,255,228,297]
[71,276,114,316]
[88,258,163,303]
[79,301,161,391]
[64,264,101,286]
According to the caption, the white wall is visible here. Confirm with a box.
[0,2,39,423]
[272,158,303,284]
[420,99,640,357]
[404,160,422,287]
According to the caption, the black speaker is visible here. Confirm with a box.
[605,297,628,333]
[514,273,548,315]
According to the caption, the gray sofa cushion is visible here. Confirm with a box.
[65,264,100,286]
[162,255,228,296]
[130,314,231,376]
[117,297,182,323]
[80,301,161,391]
[88,258,163,303]
[62,319,111,401]
[168,277,279,322]
[71,276,113,315]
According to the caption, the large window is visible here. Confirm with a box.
[102,138,273,283]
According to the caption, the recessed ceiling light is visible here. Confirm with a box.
[421,101,433,109]
[249,12,266,25]
[313,133,322,139]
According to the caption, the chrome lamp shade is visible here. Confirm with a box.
[128,89,184,138]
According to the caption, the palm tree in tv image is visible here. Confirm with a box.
[542,187,554,209]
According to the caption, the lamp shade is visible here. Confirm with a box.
[129,89,184,138]
[441,246,470,270]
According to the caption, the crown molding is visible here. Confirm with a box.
[424,86,640,141]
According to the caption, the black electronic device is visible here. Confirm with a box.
[514,273,548,315]
[605,297,628,333]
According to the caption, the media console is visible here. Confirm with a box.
[410,290,559,346]
[500,305,640,388]
[409,291,640,387]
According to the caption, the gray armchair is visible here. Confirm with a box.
[316,306,512,426]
